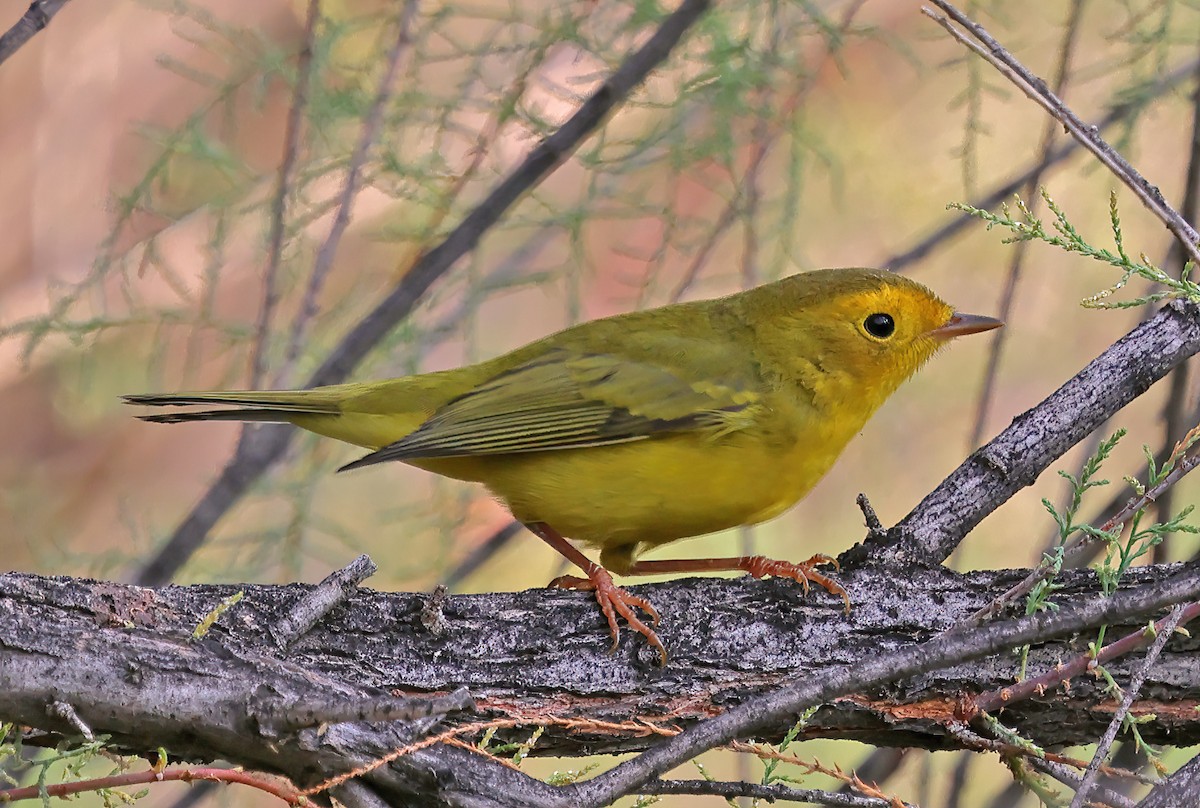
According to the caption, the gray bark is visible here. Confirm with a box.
[3,563,1197,763]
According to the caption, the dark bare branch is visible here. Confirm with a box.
[0,0,70,68]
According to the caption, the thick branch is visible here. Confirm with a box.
[4,564,1198,767]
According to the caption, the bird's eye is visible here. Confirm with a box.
[864,313,895,339]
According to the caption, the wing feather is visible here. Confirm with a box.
[339,347,761,470]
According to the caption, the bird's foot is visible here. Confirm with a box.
[741,554,850,612]
[549,569,666,665]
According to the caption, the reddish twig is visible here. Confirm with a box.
[946,719,1154,787]
[963,434,1200,627]
[971,601,1200,714]
[0,766,305,805]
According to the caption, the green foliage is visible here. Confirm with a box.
[1002,755,1064,808]
[756,706,817,792]
[951,189,1200,307]
[1017,429,1124,678]
[0,733,143,808]
[967,183,1200,757]
[0,724,17,787]
[477,725,544,764]
[545,763,600,786]
[1016,426,1200,766]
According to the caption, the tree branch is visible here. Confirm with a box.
[924,0,1200,266]
[0,0,70,68]
[4,563,1199,805]
[570,564,1200,807]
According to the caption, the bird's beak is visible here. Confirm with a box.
[927,312,1004,340]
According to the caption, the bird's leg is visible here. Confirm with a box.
[525,522,665,664]
[622,554,850,612]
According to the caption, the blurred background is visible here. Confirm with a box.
[2,0,1198,805]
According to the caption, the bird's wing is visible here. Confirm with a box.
[339,347,762,468]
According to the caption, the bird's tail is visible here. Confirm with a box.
[122,391,342,424]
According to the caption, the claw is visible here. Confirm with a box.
[742,554,850,613]
[550,571,666,665]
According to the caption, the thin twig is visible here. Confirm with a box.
[269,554,377,649]
[0,0,70,67]
[636,778,912,807]
[131,0,715,587]
[669,1,865,302]
[972,600,1200,714]
[278,0,419,379]
[946,722,1154,787]
[856,493,886,541]
[962,442,1200,627]
[1030,757,1138,808]
[886,57,1200,271]
[0,766,303,806]
[924,1,1200,267]
[251,0,320,389]
[46,700,93,741]
[966,0,1087,451]
[1069,605,1190,808]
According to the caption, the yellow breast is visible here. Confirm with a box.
[413,393,855,553]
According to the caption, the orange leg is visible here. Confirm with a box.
[623,554,850,612]
[526,522,666,665]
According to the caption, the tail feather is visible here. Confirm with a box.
[137,409,310,424]
[123,391,341,414]
[124,391,343,425]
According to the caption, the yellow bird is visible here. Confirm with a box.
[126,268,1001,662]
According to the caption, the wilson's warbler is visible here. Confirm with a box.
[126,267,1001,662]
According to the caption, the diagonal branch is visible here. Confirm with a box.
[251,0,321,390]
[965,0,1086,450]
[1069,604,1190,808]
[278,0,419,380]
[924,0,1200,267]
[5,562,1200,807]
[886,56,1200,272]
[0,0,70,67]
